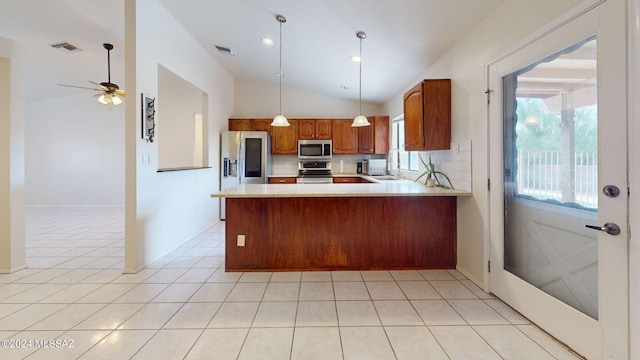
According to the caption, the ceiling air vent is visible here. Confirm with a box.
[214,45,235,56]
[50,42,82,53]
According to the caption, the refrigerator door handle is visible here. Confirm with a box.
[238,139,243,184]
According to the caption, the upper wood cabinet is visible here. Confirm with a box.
[228,119,271,134]
[298,119,332,140]
[228,119,252,131]
[403,79,451,151]
[270,120,298,154]
[252,119,272,133]
[229,117,390,155]
[332,119,359,154]
[358,116,390,154]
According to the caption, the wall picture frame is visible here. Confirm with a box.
[141,93,156,142]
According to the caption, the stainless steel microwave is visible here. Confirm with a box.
[298,139,332,160]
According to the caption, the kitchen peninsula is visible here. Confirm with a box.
[212,180,471,271]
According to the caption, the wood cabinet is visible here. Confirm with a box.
[252,119,272,133]
[270,119,298,154]
[268,177,297,184]
[229,117,390,155]
[298,119,332,140]
[358,116,390,154]
[225,196,456,271]
[403,79,451,151]
[228,119,271,134]
[228,119,252,131]
[332,119,358,154]
[228,118,296,154]
[333,176,371,183]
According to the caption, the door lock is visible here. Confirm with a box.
[602,185,620,198]
[585,223,621,236]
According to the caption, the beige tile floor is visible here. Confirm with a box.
[0,207,582,359]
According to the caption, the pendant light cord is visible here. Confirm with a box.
[279,18,283,115]
[359,36,362,115]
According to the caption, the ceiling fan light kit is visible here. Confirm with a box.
[57,43,125,106]
[352,31,370,127]
[97,43,125,106]
[271,14,290,127]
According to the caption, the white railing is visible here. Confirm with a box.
[517,150,598,209]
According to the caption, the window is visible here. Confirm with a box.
[390,119,418,172]
[504,36,598,210]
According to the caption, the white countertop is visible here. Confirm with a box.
[212,179,471,198]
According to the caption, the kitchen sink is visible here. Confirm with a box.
[372,175,400,181]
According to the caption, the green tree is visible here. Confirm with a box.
[515,98,597,153]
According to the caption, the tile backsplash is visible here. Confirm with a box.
[271,140,472,193]
[272,154,388,176]
[399,140,473,192]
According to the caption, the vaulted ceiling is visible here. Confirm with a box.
[0,0,506,104]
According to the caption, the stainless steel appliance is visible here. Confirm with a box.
[298,139,332,161]
[297,161,333,184]
[363,159,387,176]
[220,131,271,219]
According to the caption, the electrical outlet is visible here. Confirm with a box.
[237,234,245,247]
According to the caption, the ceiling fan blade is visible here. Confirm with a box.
[115,89,125,97]
[89,80,109,91]
[58,84,102,91]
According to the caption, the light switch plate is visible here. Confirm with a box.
[237,234,245,247]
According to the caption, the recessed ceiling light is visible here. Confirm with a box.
[261,37,274,46]
[350,55,361,62]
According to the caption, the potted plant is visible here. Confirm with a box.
[415,153,454,188]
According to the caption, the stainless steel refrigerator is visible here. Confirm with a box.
[220,131,271,219]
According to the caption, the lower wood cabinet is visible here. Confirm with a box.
[333,177,371,183]
[225,196,457,271]
[268,177,297,184]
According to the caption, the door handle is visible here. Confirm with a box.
[585,223,621,236]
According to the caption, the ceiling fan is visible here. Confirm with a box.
[58,43,125,105]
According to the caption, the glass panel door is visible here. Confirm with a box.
[503,37,599,319]
[488,1,628,358]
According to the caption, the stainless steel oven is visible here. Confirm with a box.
[298,139,332,161]
[297,161,333,184]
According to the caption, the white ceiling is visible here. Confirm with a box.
[0,0,505,104]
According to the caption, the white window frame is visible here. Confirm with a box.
[391,118,419,173]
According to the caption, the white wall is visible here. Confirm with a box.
[124,0,233,271]
[234,80,382,118]
[382,0,585,286]
[25,94,125,206]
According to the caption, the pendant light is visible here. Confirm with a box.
[271,14,290,127]
[352,31,370,127]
